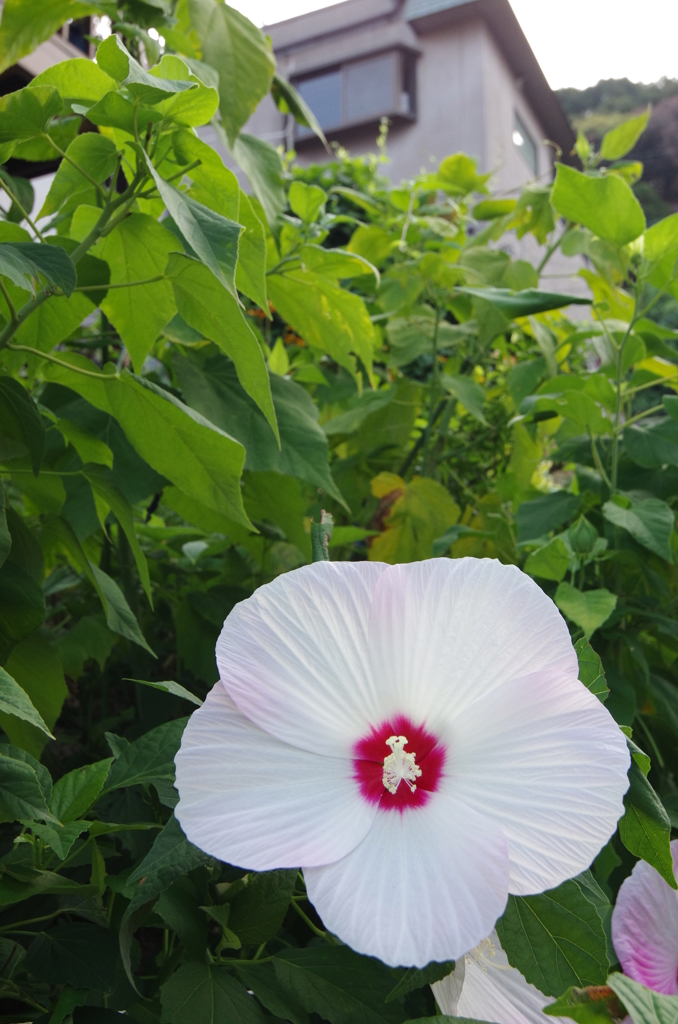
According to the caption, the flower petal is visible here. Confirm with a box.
[216,561,389,756]
[175,683,377,869]
[367,558,578,732]
[304,795,509,967]
[444,672,630,893]
[434,931,570,1024]
[611,841,678,995]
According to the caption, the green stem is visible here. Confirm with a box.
[588,429,612,489]
[537,222,571,276]
[42,133,108,197]
[615,402,665,434]
[74,274,166,292]
[0,180,46,241]
[625,371,678,396]
[290,899,328,939]
[0,277,17,323]
[638,714,665,769]
[0,910,61,932]
[420,305,442,473]
[137,157,202,197]
[609,315,637,493]
[6,343,121,379]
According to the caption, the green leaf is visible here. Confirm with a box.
[86,90,163,135]
[39,133,118,218]
[49,758,113,823]
[574,637,609,703]
[268,269,374,381]
[235,191,269,312]
[607,974,678,1024]
[227,870,297,945]
[0,242,77,295]
[0,0,98,74]
[0,480,9,570]
[125,678,202,706]
[272,946,409,1024]
[311,512,334,562]
[143,151,242,298]
[644,213,678,262]
[161,962,268,1024]
[544,986,617,1024]
[0,631,68,757]
[43,355,251,529]
[473,198,517,220]
[0,937,25,980]
[554,583,617,639]
[495,880,609,998]
[235,963,310,1024]
[431,524,494,557]
[97,213,178,370]
[152,54,219,127]
[0,562,45,664]
[168,253,277,439]
[96,34,197,105]
[0,375,45,474]
[386,961,455,1002]
[624,416,678,468]
[516,492,581,542]
[271,73,328,147]
[0,751,56,823]
[103,718,187,795]
[551,164,646,247]
[619,756,677,889]
[230,132,286,226]
[0,664,53,738]
[289,181,327,224]
[28,819,89,860]
[55,419,113,468]
[188,0,275,146]
[82,464,152,604]
[0,85,62,142]
[173,128,239,221]
[600,109,649,161]
[126,814,209,914]
[457,286,590,317]
[524,537,570,582]
[31,56,116,105]
[173,351,344,506]
[602,497,674,561]
[0,743,50,806]
[441,374,487,424]
[25,923,119,992]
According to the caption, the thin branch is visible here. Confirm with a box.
[74,274,166,292]
[42,133,108,198]
[6,343,121,380]
[0,277,17,323]
[0,179,47,242]
[615,402,665,433]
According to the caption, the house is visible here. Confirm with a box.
[241,0,575,194]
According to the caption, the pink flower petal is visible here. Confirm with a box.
[612,840,678,995]
[216,561,389,757]
[304,795,509,967]
[443,670,630,893]
[175,683,376,869]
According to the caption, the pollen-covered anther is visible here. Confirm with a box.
[382,735,422,795]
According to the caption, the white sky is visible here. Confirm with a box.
[231,0,678,91]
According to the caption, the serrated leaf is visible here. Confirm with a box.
[554,583,617,639]
[575,638,609,703]
[125,678,202,706]
[619,757,677,889]
[49,758,113,823]
[227,870,297,945]
[161,961,267,1023]
[386,961,455,1002]
[0,665,53,738]
[25,923,119,992]
[602,498,674,562]
[0,752,58,823]
[103,718,187,794]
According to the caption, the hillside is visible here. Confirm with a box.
[555,78,678,218]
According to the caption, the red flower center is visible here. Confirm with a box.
[353,715,445,811]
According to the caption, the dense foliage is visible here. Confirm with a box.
[0,1,677,1022]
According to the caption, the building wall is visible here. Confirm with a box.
[480,27,550,195]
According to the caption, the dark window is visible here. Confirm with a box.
[294,50,416,140]
[513,112,538,175]
[297,70,342,135]
[67,17,92,54]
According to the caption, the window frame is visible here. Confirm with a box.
[513,111,538,176]
[293,47,418,142]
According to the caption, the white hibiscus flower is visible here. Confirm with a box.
[175,557,630,966]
